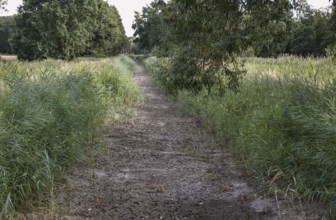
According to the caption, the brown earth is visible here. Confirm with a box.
[24,63,326,220]
[0,55,17,61]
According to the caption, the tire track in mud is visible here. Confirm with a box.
[50,64,324,220]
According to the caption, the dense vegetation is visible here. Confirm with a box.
[0,16,15,54]
[133,0,336,58]
[133,0,336,216]
[0,0,336,217]
[0,57,140,218]
[0,1,139,218]
[133,0,336,96]
[143,56,336,217]
[0,0,128,60]
[0,1,13,54]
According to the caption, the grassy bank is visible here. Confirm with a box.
[143,56,336,214]
[0,56,140,218]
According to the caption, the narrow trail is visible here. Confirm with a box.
[53,64,323,220]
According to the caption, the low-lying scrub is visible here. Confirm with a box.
[143,56,336,214]
[0,56,140,218]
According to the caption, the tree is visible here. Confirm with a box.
[245,4,293,57]
[327,2,336,61]
[156,0,298,94]
[0,16,16,54]
[12,0,89,60]
[132,0,166,53]
[12,0,127,60]
[249,19,288,57]
[285,3,334,56]
[87,3,128,56]
[133,0,336,92]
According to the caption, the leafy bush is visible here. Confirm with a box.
[0,56,140,217]
[143,56,244,96]
[143,56,177,95]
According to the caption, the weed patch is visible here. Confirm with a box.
[0,56,140,218]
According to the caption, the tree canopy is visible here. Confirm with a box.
[87,3,128,57]
[12,0,127,60]
[132,0,166,53]
[0,16,15,54]
[132,0,336,93]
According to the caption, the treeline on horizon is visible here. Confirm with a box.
[128,0,336,94]
[132,0,336,58]
[0,0,335,62]
[0,0,128,60]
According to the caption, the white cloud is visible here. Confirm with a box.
[1,0,21,16]
[108,0,153,37]
[307,0,331,9]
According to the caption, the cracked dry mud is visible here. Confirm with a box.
[41,64,325,220]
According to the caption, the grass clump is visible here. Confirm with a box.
[143,56,336,209]
[0,56,140,218]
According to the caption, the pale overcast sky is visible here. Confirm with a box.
[1,0,332,36]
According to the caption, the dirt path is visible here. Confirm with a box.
[51,64,324,220]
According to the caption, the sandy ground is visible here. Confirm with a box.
[23,63,325,220]
[0,55,17,61]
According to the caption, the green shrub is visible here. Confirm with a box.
[143,56,178,95]
[143,55,244,96]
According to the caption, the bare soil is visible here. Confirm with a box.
[27,64,325,219]
[0,55,17,61]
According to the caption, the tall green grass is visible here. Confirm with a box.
[143,56,336,213]
[244,56,335,84]
[0,56,140,218]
